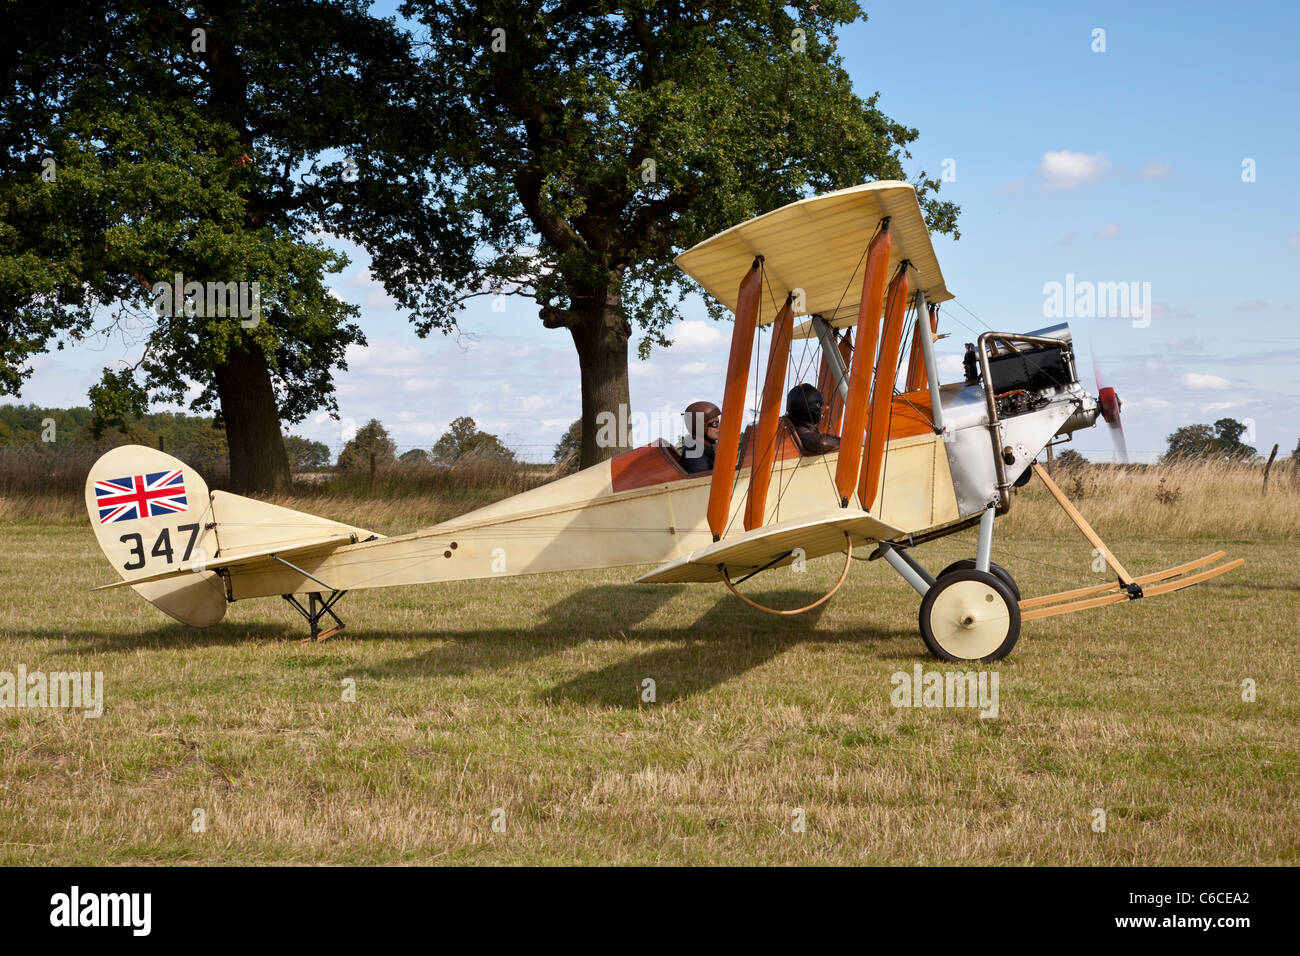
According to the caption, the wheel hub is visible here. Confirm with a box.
[929,580,1012,659]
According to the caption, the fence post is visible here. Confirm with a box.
[1262,443,1278,490]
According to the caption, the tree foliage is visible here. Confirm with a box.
[552,418,582,472]
[0,401,229,468]
[1,0,418,490]
[337,419,396,471]
[283,434,331,470]
[1162,418,1257,463]
[398,447,431,466]
[339,1,959,467]
[431,416,516,464]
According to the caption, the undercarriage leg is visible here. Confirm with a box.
[975,505,996,572]
[878,542,936,597]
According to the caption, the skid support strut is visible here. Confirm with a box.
[272,553,347,641]
[283,590,347,642]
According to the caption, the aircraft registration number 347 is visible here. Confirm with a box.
[119,524,202,572]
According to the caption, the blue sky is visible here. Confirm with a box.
[16,1,1299,462]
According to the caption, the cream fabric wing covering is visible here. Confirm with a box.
[674,180,952,328]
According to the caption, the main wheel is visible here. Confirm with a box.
[936,559,1020,601]
[919,569,1021,662]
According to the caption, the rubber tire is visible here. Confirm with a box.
[919,569,1022,663]
[936,558,1020,601]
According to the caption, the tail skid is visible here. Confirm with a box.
[283,589,348,642]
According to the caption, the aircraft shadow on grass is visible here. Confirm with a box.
[37,622,291,655]
[345,583,906,707]
[32,583,906,706]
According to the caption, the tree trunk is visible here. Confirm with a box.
[213,342,291,493]
[568,287,633,469]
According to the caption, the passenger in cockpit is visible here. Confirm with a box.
[786,383,841,455]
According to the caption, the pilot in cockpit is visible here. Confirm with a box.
[786,383,841,455]
[679,400,720,473]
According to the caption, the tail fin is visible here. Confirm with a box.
[85,445,227,627]
[86,445,383,627]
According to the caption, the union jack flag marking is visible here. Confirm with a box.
[95,470,188,524]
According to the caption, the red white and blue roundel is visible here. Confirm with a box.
[95,470,189,524]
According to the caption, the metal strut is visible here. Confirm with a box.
[282,590,348,642]
[272,554,347,641]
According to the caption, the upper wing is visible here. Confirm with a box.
[674,180,953,328]
[636,510,904,584]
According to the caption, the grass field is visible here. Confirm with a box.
[1,462,1296,865]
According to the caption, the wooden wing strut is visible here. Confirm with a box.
[707,258,763,541]
[833,219,892,506]
[744,293,794,530]
[859,263,910,512]
[905,303,939,392]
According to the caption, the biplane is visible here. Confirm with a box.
[85,181,1242,661]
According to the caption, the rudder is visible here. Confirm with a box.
[85,445,226,627]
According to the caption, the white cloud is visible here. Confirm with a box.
[1138,161,1173,181]
[332,266,397,311]
[1096,222,1122,239]
[1039,150,1111,189]
[344,267,373,288]
[344,339,426,377]
[295,333,584,460]
[1182,373,1231,390]
[672,320,723,348]
[938,354,965,377]
[1126,396,1173,410]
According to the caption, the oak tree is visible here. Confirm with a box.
[342,1,958,467]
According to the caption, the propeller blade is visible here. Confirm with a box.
[1091,346,1128,463]
[1107,418,1129,464]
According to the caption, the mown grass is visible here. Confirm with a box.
[0,462,1296,864]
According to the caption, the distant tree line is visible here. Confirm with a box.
[0,402,230,470]
[5,404,1282,478]
[1162,418,1258,463]
[339,417,516,471]
[1050,418,1271,465]
[0,403,517,473]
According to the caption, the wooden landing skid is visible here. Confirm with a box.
[1019,463,1243,622]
